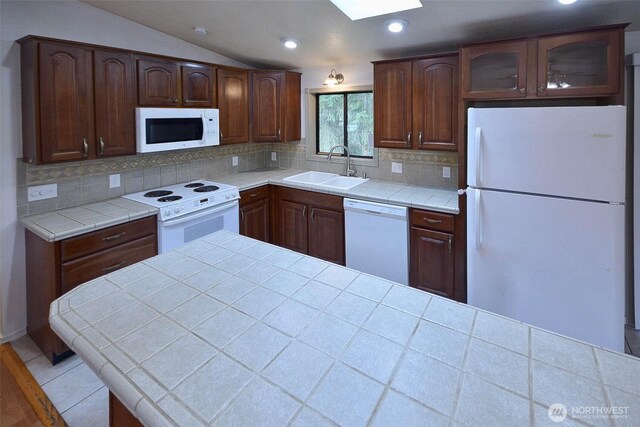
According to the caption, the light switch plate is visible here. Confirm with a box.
[391,162,403,174]
[109,174,121,188]
[271,152,277,161]
[28,183,57,202]
[442,166,451,179]
[232,156,239,167]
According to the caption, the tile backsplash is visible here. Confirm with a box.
[17,142,458,216]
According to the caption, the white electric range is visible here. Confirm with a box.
[123,180,240,253]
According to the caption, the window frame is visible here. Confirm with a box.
[304,85,378,168]
[315,90,373,159]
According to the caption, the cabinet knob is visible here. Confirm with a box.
[519,87,526,95]
[173,98,179,103]
[185,98,190,102]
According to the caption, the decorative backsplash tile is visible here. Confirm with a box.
[18,141,458,216]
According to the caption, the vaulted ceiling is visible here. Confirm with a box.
[81,0,640,69]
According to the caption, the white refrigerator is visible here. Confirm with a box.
[466,106,626,351]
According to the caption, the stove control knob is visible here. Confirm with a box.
[163,209,170,217]
[225,194,230,200]
[174,207,180,214]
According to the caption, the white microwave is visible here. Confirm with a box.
[135,107,219,153]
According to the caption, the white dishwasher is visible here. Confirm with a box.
[344,198,409,285]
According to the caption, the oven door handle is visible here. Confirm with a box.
[161,200,238,227]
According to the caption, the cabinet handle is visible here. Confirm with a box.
[82,138,88,157]
[302,206,307,219]
[448,235,453,254]
[311,208,316,222]
[185,98,190,102]
[407,131,411,144]
[173,98,179,104]
[249,193,258,198]
[240,209,244,222]
[418,131,423,145]
[99,137,105,155]
[537,86,545,94]
[519,87,526,95]
[277,129,281,140]
[220,132,224,140]
[424,218,442,224]
[102,231,126,241]
[103,260,126,273]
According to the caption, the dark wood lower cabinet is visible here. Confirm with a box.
[109,392,142,427]
[239,186,270,242]
[26,216,157,364]
[308,206,344,265]
[271,186,344,265]
[409,208,456,300]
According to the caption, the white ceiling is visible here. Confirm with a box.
[81,0,640,69]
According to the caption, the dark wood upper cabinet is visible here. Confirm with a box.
[93,50,136,157]
[412,55,458,151]
[374,55,458,151]
[137,57,180,106]
[460,40,528,99]
[461,25,625,100]
[182,64,215,107]
[217,67,250,144]
[536,28,621,98]
[373,61,413,149]
[251,71,301,142]
[27,41,94,163]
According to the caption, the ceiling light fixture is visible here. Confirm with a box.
[281,37,300,49]
[558,0,577,4]
[385,19,409,33]
[323,69,344,86]
[329,0,422,20]
[193,26,207,36]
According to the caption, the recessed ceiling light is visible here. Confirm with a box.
[385,19,409,33]
[558,0,577,4]
[193,26,207,36]
[281,37,300,49]
[330,0,422,21]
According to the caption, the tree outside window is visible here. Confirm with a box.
[317,92,373,158]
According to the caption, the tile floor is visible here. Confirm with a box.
[10,335,108,427]
[9,327,640,426]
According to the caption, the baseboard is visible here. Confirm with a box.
[0,328,28,344]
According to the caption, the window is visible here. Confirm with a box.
[316,91,373,158]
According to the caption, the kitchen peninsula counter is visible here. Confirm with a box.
[50,231,640,426]
[21,168,458,242]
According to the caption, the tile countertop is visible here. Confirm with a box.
[50,231,640,427]
[216,168,459,214]
[20,168,458,242]
[19,198,159,242]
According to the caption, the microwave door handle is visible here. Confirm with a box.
[202,114,207,141]
[162,200,238,227]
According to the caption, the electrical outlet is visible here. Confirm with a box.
[232,156,239,167]
[28,183,57,202]
[391,162,403,174]
[271,152,277,161]
[442,166,451,179]
[109,174,121,188]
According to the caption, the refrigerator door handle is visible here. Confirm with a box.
[475,188,482,250]
[475,127,482,186]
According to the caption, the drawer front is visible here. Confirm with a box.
[411,209,454,232]
[240,185,269,205]
[61,215,156,261]
[61,235,157,294]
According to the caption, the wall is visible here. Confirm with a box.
[0,0,250,342]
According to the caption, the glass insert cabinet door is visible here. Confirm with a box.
[536,29,621,97]
[461,40,528,99]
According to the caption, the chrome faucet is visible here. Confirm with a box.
[327,145,356,177]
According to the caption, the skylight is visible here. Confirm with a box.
[329,0,422,20]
